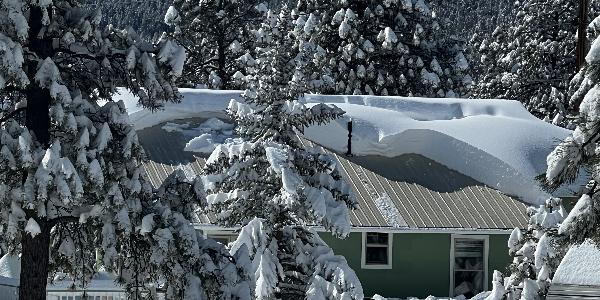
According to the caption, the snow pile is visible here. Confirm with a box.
[183,118,238,154]
[113,88,242,130]
[159,118,239,154]
[553,240,600,286]
[0,254,20,279]
[373,193,404,228]
[48,271,123,291]
[302,95,579,204]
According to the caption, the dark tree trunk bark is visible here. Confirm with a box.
[576,0,589,69]
[18,6,54,300]
[217,40,228,89]
[18,220,51,300]
[25,86,51,146]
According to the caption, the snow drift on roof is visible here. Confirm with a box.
[113,88,241,130]
[553,240,600,286]
[115,88,582,204]
[302,95,580,204]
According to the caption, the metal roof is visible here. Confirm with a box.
[139,118,528,230]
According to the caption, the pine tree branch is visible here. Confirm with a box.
[0,107,26,124]
[48,216,80,227]
[58,48,128,62]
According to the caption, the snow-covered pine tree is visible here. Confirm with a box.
[538,19,600,249]
[431,0,516,39]
[166,0,266,89]
[84,0,171,40]
[470,24,514,100]
[500,198,566,300]
[568,14,600,114]
[471,0,600,123]
[484,270,507,300]
[0,1,249,299]
[294,0,472,97]
[203,5,363,299]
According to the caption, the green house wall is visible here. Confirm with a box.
[319,232,512,299]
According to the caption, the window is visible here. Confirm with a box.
[361,232,393,269]
[208,234,236,245]
[450,235,488,298]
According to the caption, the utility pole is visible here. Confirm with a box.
[576,0,589,69]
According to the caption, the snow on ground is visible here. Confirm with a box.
[115,88,583,204]
[0,254,21,279]
[371,295,471,300]
[303,95,580,204]
[553,240,600,286]
[48,271,123,290]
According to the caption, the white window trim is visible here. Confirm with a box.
[449,234,489,297]
[201,229,236,238]
[361,232,393,270]
[205,230,238,245]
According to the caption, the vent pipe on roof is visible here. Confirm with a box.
[346,119,353,156]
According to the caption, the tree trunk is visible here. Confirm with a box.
[18,220,51,300]
[18,6,54,300]
[217,40,228,89]
[576,0,588,69]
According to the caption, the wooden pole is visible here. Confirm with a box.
[576,0,589,69]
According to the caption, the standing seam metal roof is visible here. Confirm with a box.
[139,119,529,230]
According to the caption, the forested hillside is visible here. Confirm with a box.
[84,0,518,39]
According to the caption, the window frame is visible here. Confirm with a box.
[449,234,489,297]
[361,232,393,270]
[207,234,236,245]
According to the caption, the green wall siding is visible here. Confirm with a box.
[488,234,512,278]
[319,232,512,299]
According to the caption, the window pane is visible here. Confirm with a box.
[365,246,388,265]
[454,271,484,297]
[453,238,485,297]
[454,256,483,271]
[455,239,484,257]
[366,232,388,245]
